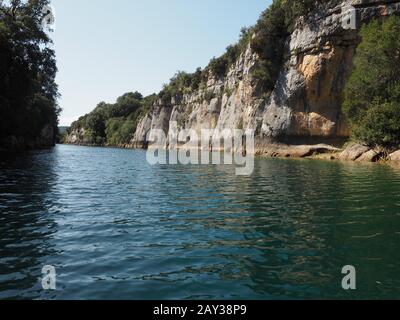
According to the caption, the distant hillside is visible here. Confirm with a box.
[58,127,69,135]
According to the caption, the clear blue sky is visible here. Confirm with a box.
[52,0,271,126]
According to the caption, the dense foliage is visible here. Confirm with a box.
[69,92,156,145]
[343,16,400,148]
[0,0,60,147]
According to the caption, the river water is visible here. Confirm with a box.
[1,144,400,299]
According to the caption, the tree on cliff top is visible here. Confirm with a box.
[0,0,60,146]
[69,91,148,145]
[343,16,400,148]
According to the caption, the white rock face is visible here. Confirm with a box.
[65,127,86,144]
[131,43,264,148]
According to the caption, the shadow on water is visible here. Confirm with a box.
[0,149,60,299]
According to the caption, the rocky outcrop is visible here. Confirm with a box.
[338,143,370,161]
[65,127,87,145]
[257,144,340,158]
[355,149,384,162]
[129,0,400,155]
[338,142,387,162]
[389,150,400,162]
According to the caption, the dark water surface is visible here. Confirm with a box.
[1,144,400,300]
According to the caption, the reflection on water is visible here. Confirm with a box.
[0,150,59,299]
[1,144,400,299]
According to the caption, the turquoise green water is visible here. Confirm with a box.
[1,144,400,299]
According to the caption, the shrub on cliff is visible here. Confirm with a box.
[207,27,253,79]
[250,0,338,92]
[161,71,193,99]
[343,16,400,148]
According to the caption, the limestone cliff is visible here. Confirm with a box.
[66,0,400,153]
[129,0,400,151]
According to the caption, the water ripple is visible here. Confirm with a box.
[1,145,400,299]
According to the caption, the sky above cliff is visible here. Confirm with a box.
[52,0,271,126]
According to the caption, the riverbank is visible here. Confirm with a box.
[61,141,400,166]
[257,142,400,166]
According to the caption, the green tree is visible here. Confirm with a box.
[352,101,400,148]
[343,16,400,148]
[0,0,60,148]
[86,112,106,140]
[112,92,143,117]
[105,118,136,145]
